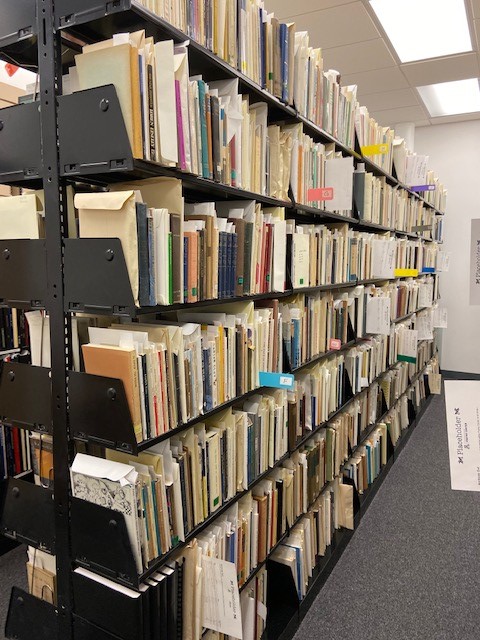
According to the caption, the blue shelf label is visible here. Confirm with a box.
[422,268,436,273]
[259,372,295,390]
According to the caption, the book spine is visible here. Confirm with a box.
[198,81,209,178]
[175,80,186,171]
[136,203,150,308]
[231,232,238,298]
[183,236,188,302]
[147,63,156,162]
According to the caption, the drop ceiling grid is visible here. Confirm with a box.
[267,0,480,126]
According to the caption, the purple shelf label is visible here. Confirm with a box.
[410,185,436,192]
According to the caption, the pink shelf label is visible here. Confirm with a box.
[308,187,334,201]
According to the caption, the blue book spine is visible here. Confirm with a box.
[231,233,238,297]
[147,214,156,306]
[197,80,209,179]
[280,23,288,103]
[292,318,301,369]
[219,232,227,299]
[366,444,372,484]
[226,233,233,298]
[260,10,266,88]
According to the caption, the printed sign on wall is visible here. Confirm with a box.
[469,219,480,305]
[445,381,480,491]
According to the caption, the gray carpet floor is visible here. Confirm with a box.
[294,391,480,640]
[0,391,477,640]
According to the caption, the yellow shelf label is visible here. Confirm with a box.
[394,268,418,278]
[361,143,389,156]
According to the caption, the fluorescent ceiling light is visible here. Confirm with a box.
[417,78,480,117]
[370,0,472,63]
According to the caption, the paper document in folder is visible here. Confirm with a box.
[324,156,354,213]
[75,190,140,305]
[75,42,143,158]
[0,194,43,239]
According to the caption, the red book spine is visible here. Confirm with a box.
[12,427,21,475]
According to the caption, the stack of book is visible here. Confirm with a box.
[81,310,282,443]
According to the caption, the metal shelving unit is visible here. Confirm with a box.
[0,2,442,639]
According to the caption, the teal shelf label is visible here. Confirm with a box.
[259,372,295,390]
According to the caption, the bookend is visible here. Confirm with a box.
[0,479,55,552]
[343,367,354,404]
[71,498,139,588]
[346,315,356,343]
[379,386,389,417]
[64,238,136,316]
[407,397,417,422]
[56,0,132,29]
[0,240,48,309]
[73,615,125,640]
[424,373,431,397]
[386,427,395,459]
[5,587,58,640]
[266,557,300,638]
[0,362,52,434]
[58,86,133,178]
[69,371,137,454]
[0,101,43,184]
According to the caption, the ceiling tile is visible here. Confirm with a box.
[342,67,409,94]
[357,88,420,112]
[322,39,396,75]
[284,3,380,49]
[401,53,479,86]
[267,0,353,20]
[371,105,429,127]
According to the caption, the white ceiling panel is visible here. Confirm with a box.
[322,39,396,75]
[357,88,420,112]
[268,0,353,20]
[284,3,380,49]
[428,111,480,125]
[401,53,479,86]
[371,105,429,127]
[342,66,409,94]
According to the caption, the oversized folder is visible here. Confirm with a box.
[75,191,139,306]
[72,569,145,640]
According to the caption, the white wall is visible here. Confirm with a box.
[415,120,480,374]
